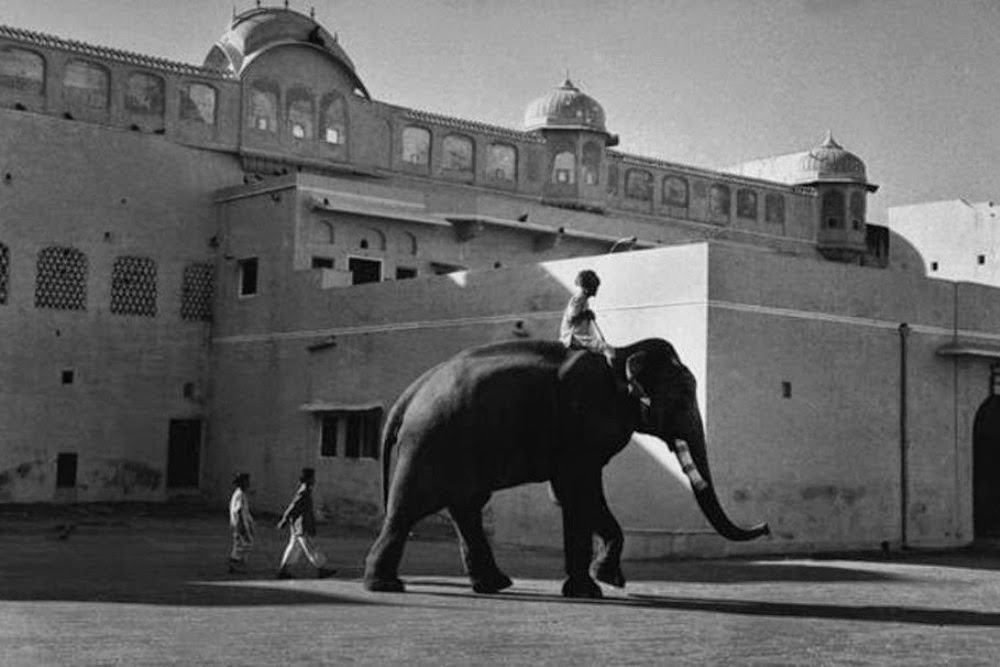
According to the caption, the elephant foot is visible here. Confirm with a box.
[363,576,406,593]
[471,572,513,595]
[561,576,603,599]
[593,563,626,589]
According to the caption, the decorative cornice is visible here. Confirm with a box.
[398,106,545,144]
[0,24,235,80]
[608,149,816,195]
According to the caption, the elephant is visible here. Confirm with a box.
[362,338,769,598]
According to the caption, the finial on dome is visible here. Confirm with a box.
[560,71,577,90]
[820,129,841,149]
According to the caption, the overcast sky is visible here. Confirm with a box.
[5,0,999,223]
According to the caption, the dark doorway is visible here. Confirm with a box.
[167,419,202,488]
[348,257,381,285]
[973,395,1000,537]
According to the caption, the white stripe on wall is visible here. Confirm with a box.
[212,299,997,345]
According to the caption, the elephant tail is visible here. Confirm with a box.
[380,364,442,511]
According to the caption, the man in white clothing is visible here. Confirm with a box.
[228,472,254,574]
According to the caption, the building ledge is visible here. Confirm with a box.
[937,341,1000,359]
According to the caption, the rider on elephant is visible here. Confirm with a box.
[559,269,615,366]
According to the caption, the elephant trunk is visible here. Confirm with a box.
[673,438,770,542]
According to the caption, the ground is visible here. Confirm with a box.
[2,504,1000,666]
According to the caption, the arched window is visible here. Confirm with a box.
[822,190,846,229]
[662,176,688,207]
[287,88,314,140]
[765,193,785,224]
[736,188,758,220]
[359,227,386,251]
[850,191,866,231]
[0,242,8,304]
[625,169,653,201]
[582,142,601,186]
[320,92,346,145]
[312,220,335,244]
[709,184,731,217]
[35,246,87,310]
[442,134,474,172]
[553,151,575,184]
[179,82,216,124]
[63,60,108,109]
[0,47,44,94]
[125,72,164,116]
[607,163,619,195]
[249,81,278,132]
[401,231,418,256]
[110,256,157,317]
[487,143,517,182]
[402,126,431,165]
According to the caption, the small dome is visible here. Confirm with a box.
[205,7,369,97]
[798,131,868,184]
[524,78,607,134]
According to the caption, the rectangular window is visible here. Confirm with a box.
[318,408,382,459]
[978,254,986,265]
[931,261,939,272]
[61,369,74,385]
[238,257,258,296]
[395,267,417,280]
[320,413,339,456]
[56,452,78,488]
[348,257,382,285]
[312,256,334,269]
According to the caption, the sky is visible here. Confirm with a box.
[3,0,999,224]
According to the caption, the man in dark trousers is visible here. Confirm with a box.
[275,467,336,579]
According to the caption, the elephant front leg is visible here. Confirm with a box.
[553,471,604,599]
[448,500,512,594]
[591,493,626,589]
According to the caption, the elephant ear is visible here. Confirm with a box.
[624,343,676,400]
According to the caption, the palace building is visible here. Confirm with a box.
[2,6,997,558]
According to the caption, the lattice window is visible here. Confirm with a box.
[0,242,8,305]
[181,262,213,321]
[110,256,157,317]
[35,246,87,310]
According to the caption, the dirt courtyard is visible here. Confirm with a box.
[2,503,1000,666]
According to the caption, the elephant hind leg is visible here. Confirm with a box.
[363,476,447,593]
[448,500,512,594]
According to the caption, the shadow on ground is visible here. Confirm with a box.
[410,584,1000,628]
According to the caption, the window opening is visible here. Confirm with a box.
[125,72,165,116]
[64,60,109,109]
[402,126,431,165]
[56,453,78,488]
[179,82,216,124]
[180,262,213,321]
[238,258,258,297]
[349,257,382,285]
[318,408,383,459]
[396,266,417,280]
[35,246,87,310]
[110,256,157,317]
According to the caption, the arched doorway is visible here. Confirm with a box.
[973,395,1000,538]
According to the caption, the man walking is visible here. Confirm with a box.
[276,467,336,579]
[228,472,254,574]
